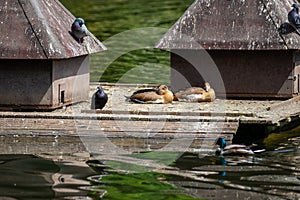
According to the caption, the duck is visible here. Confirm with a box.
[91,86,108,109]
[174,82,216,102]
[128,85,174,104]
[215,137,261,156]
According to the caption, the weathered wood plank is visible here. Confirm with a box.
[0,118,238,135]
[81,109,255,118]
[266,95,300,111]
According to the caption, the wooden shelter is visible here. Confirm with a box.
[0,0,106,110]
[156,0,300,98]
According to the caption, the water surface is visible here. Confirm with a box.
[0,133,299,199]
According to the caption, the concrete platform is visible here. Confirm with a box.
[1,83,300,155]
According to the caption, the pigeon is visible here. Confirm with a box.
[91,86,108,110]
[278,22,296,35]
[70,18,88,43]
[288,4,300,29]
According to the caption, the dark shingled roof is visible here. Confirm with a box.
[156,0,300,50]
[0,0,106,59]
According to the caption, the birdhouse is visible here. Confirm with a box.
[0,0,106,110]
[156,0,300,98]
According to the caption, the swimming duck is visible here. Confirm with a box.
[91,86,108,109]
[174,82,216,102]
[128,85,174,104]
[215,138,255,156]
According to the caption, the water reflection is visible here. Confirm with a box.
[0,154,98,200]
[0,136,299,199]
[86,136,300,200]
[0,155,58,199]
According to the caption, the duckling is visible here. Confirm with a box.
[174,82,216,102]
[128,85,174,104]
[215,138,255,156]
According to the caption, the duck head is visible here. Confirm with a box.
[216,137,227,150]
[215,137,226,156]
[156,85,169,95]
[204,82,211,92]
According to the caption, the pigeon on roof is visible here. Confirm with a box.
[156,0,300,50]
[288,3,300,29]
[0,0,106,59]
[71,18,88,44]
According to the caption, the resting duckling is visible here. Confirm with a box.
[128,85,174,104]
[215,138,255,156]
[174,82,216,102]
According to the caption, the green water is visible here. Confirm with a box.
[1,132,300,199]
[60,0,194,83]
[89,171,199,200]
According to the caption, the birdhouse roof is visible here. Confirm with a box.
[0,0,107,59]
[156,0,300,50]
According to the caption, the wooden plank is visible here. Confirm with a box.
[81,109,255,118]
[266,95,300,111]
[263,96,300,124]
[80,135,232,153]
[0,117,238,147]
[79,131,234,140]
[76,119,238,130]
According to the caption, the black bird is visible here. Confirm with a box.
[288,4,300,29]
[91,86,108,109]
[279,4,300,35]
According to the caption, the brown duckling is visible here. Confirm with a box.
[129,85,174,104]
[174,82,215,102]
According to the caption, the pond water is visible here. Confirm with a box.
[0,133,299,199]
